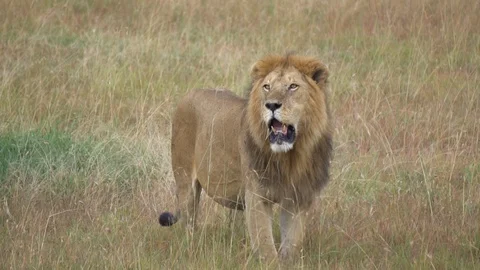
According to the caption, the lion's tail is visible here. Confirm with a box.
[158,211,178,226]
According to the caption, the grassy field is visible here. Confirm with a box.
[1,0,479,268]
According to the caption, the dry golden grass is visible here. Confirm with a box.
[1,0,479,268]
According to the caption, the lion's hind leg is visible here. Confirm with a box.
[173,166,203,229]
[184,177,202,230]
[159,167,202,230]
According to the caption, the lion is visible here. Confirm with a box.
[159,54,333,265]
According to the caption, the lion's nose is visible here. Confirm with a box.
[265,102,282,112]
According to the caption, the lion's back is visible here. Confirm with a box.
[172,89,246,137]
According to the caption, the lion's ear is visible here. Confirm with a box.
[251,55,284,81]
[310,61,329,85]
[290,56,329,85]
[312,66,328,84]
[250,63,263,81]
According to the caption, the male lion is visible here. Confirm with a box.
[159,55,332,264]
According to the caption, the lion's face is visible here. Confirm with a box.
[247,55,330,154]
[258,66,310,153]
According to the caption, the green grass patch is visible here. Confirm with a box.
[0,129,157,196]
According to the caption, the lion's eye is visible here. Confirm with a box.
[288,84,299,91]
[263,84,271,91]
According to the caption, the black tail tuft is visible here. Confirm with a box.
[159,212,178,226]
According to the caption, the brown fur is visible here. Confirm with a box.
[160,55,333,265]
[246,54,332,206]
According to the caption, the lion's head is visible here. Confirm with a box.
[246,55,330,154]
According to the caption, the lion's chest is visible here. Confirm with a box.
[251,162,318,208]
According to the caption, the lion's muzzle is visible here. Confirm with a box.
[268,118,296,145]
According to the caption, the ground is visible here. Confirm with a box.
[0,0,479,268]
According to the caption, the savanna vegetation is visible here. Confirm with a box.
[1,0,479,268]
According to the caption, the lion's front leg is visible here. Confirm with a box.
[279,205,306,262]
[245,190,278,265]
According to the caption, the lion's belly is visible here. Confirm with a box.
[196,163,245,209]
[194,146,245,209]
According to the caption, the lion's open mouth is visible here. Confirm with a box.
[268,118,296,145]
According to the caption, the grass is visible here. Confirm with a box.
[1,0,479,268]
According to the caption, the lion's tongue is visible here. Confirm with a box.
[272,120,287,135]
